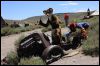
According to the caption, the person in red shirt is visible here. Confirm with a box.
[66,22,89,43]
[64,13,69,27]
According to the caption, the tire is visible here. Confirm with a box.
[42,45,64,64]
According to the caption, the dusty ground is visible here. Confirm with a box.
[49,52,99,65]
[1,28,99,65]
[49,47,99,65]
[1,28,42,60]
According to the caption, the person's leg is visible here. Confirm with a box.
[52,29,58,45]
[55,28,62,46]
[51,28,62,46]
[51,30,55,45]
[59,28,62,46]
[65,19,69,27]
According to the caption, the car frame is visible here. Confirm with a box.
[17,28,84,64]
[17,32,64,64]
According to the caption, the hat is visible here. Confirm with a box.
[69,23,76,28]
[43,8,53,14]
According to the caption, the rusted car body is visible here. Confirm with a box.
[17,32,64,64]
[17,27,84,64]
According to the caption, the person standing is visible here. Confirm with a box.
[39,8,62,46]
[64,13,69,27]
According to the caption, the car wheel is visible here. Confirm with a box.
[42,45,64,64]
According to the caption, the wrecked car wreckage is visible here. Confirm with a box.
[17,27,85,64]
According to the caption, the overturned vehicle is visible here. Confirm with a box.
[17,27,85,64]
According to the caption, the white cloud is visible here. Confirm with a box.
[68,2,78,5]
[59,4,68,6]
[76,10,86,12]
[59,1,78,6]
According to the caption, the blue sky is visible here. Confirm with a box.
[1,1,99,20]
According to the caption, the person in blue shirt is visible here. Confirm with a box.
[66,22,89,43]
[75,22,89,29]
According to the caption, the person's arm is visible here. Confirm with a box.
[57,16,62,24]
[77,23,83,29]
[39,18,49,27]
[80,27,88,39]
[81,29,88,39]
[53,15,62,24]
[77,23,88,39]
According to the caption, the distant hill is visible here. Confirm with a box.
[4,11,94,25]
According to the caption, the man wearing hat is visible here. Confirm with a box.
[39,8,62,46]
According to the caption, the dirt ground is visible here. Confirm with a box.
[1,28,42,60]
[49,52,99,65]
[49,47,99,65]
[1,28,99,65]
